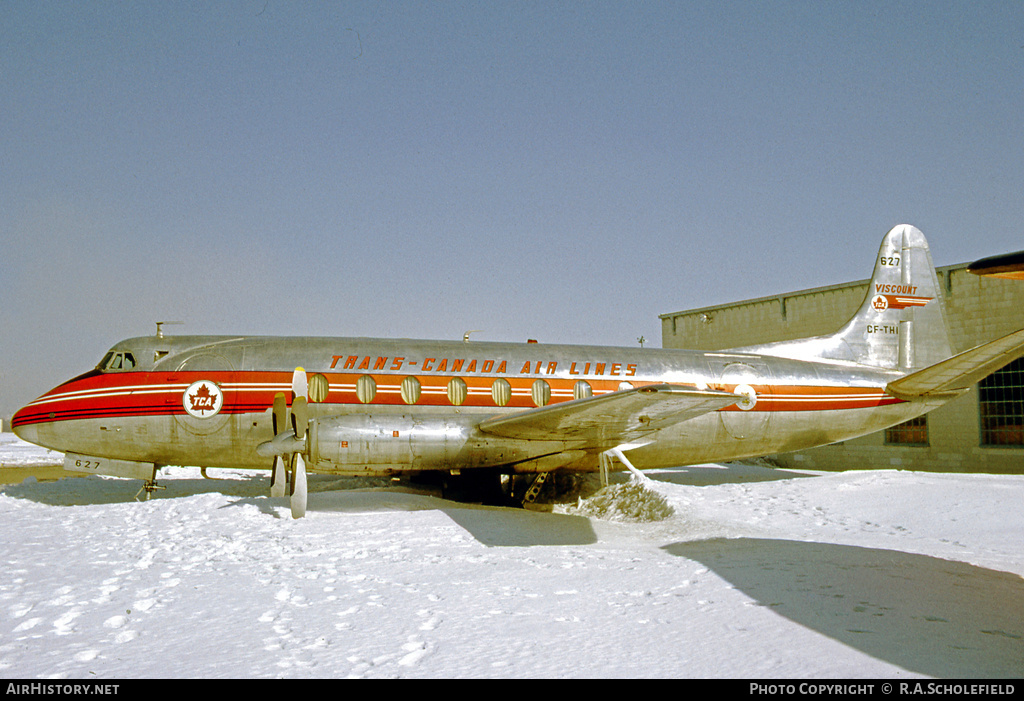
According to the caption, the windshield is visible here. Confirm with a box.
[97,350,137,372]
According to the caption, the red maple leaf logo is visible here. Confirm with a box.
[189,383,217,414]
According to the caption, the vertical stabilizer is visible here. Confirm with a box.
[736,225,953,370]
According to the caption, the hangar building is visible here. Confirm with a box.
[660,260,1024,475]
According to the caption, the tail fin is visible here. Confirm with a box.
[739,224,953,370]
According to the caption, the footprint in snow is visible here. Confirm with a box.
[9,603,33,618]
[132,598,157,612]
[13,617,42,633]
[398,638,431,667]
[104,615,128,629]
[114,630,138,644]
[53,609,82,635]
[417,609,441,631]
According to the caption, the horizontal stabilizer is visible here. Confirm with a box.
[886,328,1024,400]
[478,383,739,443]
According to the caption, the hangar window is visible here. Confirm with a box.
[979,358,1024,447]
[885,416,929,446]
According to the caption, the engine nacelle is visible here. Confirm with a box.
[307,413,482,474]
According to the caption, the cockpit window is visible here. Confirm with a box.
[98,351,137,372]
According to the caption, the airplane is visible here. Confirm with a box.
[12,224,1024,518]
[968,249,1024,280]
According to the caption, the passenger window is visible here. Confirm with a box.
[356,375,376,404]
[492,379,511,407]
[308,373,329,403]
[531,380,551,407]
[447,378,468,406]
[573,380,593,400]
[401,376,421,405]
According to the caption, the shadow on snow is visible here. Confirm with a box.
[664,537,1024,678]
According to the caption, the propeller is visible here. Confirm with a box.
[257,367,310,518]
[289,367,308,519]
[270,392,288,497]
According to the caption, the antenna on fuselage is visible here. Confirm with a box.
[463,330,484,343]
[156,321,184,338]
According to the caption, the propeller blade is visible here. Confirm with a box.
[272,392,287,435]
[270,455,288,497]
[290,453,307,519]
[292,367,308,400]
[292,396,308,441]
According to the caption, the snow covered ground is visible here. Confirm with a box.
[0,433,63,468]
[0,433,1021,679]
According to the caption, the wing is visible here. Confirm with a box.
[477,383,739,444]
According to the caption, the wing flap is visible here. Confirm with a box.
[478,383,740,443]
[887,328,1024,400]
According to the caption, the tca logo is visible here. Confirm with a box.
[183,380,224,419]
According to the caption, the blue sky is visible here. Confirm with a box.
[2,1,1023,419]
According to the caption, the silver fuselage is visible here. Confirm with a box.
[12,333,934,476]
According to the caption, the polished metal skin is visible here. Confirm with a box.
[13,225,1024,501]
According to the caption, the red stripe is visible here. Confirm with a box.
[14,372,901,428]
[749,386,902,412]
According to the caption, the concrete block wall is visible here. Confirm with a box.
[662,282,867,351]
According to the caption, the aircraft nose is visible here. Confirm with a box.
[10,405,44,448]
